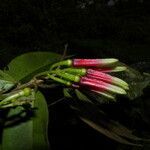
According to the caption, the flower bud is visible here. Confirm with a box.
[73,59,118,67]
[64,68,86,76]
[50,59,72,70]
[86,69,129,90]
[54,71,80,82]
[80,77,127,95]
[47,74,72,86]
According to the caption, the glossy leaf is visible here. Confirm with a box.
[5,52,61,82]
[0,70,16,82]
[33,91,49,150]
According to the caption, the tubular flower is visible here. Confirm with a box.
[80,77,127,95]
[48,58,129,99]
[86,69,129,90]
[72,59,118,67]
[50,58,118,69]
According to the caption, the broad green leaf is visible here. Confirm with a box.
[1,106,33,150]
[1,91,49,150]
[5,52,61,82]
[33,91,49,150]
[0,70,16,82]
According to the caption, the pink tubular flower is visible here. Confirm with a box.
[73,59,118,67]
[86,69,129,90]
[87,69,112,82]
[80,76,126,95]
[49,58,129,99]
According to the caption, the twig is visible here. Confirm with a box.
[60,43,68,61]
[11,79,43,92]
[48,97,65,107]
[38,83,59,89]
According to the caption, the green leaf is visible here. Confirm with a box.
[127,74,150,99]
[5,52,61,82]
[33,91,49,150]
[0,70,16,82]
[115,63,150,100]
[0,80,14,93]
[1,107,33,150]
[0,70,16,93]
[0,91,49,150]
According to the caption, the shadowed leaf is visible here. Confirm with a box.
[80,117,142,146]
[0,91,49,150]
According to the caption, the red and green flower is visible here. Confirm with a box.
[48,59,129,100]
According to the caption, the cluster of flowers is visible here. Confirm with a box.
[0,87,33,108]
[48,59,129,99]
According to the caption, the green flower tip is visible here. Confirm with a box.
[101,58,119,66]
[23,88,32,96]
[67,59,73,66]
[113,77,129,90]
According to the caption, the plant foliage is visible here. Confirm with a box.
[0,51,149,150]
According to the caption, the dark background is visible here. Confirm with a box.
[0,0,150,66]
[0,0,150,150]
